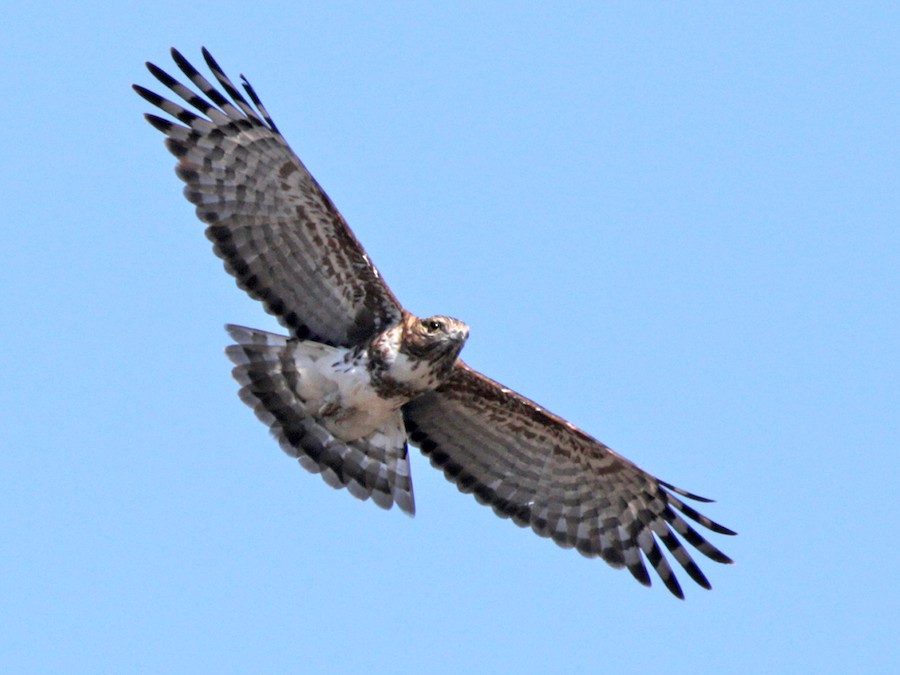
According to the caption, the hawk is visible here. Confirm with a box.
[135,47,735,598]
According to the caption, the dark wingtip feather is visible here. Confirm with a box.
[201,46,222,74]
[668,493,736,535]
[143,113,175,133]
[146,61,177,88]
[170,48,211,96]
[684,561,713,589]
[170,46,189,67]
[667,579,686,600]
[164,137,189,158]
[175,164,200,183]
[659,480,715,503]
[240,73,280,134]
[626,561,652,588]
[133,83,162,106]
[170,48,200,79]
[675,520,735,564]
[700,518,736,536]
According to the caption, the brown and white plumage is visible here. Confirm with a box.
[136,47,735,598]
[136,48,402,347]
[404,365,733,597]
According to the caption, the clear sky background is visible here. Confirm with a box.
[3,2,898,673]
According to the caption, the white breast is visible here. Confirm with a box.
[289,340,406,442]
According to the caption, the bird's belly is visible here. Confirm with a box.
[295,350,403,442]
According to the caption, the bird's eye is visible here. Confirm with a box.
[422,319,443,332]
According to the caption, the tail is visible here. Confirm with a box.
[224,324,415,515]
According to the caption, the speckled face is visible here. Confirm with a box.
[400,314,470,366]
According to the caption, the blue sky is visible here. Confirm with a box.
[3,2,898,673]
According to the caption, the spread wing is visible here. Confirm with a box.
[134,48,402,347]
[403,363,736,598]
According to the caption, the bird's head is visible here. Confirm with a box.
[400,313,470,369]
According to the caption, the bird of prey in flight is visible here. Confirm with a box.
[135,48,735,598]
